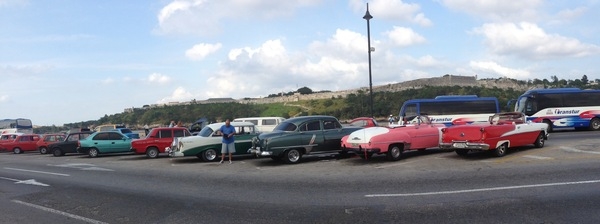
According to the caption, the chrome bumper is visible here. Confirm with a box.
[439,142,490,150]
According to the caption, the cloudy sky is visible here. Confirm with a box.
[1,0,599,126]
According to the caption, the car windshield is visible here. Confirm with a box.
[273,122,297,132]
[197,127,215,137]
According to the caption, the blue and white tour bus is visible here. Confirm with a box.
[398,95,500,126]
[514,88,600,132]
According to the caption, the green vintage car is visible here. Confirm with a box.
[166,122,259,162]
[249,115,363,164]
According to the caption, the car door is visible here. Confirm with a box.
[299,120,325,153]
[92,133,111,152]
[322,118,344,151]
[233,125,256,154]
[109,132,130,152]
[157,129,174,150]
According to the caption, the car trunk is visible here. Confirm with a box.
[442,125,485,143]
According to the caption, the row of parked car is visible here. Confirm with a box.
[0,113,549,164]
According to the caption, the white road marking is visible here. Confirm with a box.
[365,179,600,197]
[51,163,96,168]
[560,146,600,155]
[4,167,70,176]
[375,160,417,169]
[12,200,109,224]
[81,167,114,171]
[49,163,114,171]
[522,155,553,160]
[0,177,49,186]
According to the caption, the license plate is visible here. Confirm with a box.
[351,143,359,147]
[453,143,467,148]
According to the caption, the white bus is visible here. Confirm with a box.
[514,88,600,132]
[0,118,34,134]
[398,95,500,126]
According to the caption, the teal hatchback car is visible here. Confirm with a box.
[77,131,133,158]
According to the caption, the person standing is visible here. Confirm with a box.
[144,124,149,136]
[219,119,236,164]
[388,115,395,126]
[168,120,175,127]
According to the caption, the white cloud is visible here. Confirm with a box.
[156,0,321,36]
[101,78,114,84]
[185,43,222,61]
[147,73,171,84]
[469,61,530,79]
[473,22,600,59]
[385,26,426,47]
[158,87,194,103]
[0,95,8,102]
[440,0,542,22]
[350,0,432,26]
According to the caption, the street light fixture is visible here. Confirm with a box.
[363,3,374,118]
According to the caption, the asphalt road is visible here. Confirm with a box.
[1,130,600,224]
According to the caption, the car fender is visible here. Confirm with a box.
[495,140,510,149]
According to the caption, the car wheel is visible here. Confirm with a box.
[13,147,22,154]
[493,143,508,157]
[88,148,99,158]
[543,120,553,133]
[533,132,545,148]
[53,148,63,157]
[201,149,218,162]
[39,147,48,154]
[283,149,302,164]
[146,147,159,158]
[455,149,469,156]
[386,145,403,161]
[589,118,600,131]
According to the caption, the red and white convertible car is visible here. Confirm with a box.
[341,116,446,161]
[439,112,549,157]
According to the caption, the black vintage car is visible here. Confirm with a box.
[48,131,93,157]
[249,115,363,164]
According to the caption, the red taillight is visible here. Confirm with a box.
[77,141,80,147]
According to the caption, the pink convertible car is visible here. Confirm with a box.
[341,116,445,161]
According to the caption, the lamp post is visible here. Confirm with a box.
[363,3,374,118]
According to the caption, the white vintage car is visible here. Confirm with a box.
[166,121,259,162]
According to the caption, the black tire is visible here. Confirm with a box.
[533,132,545,148]
[283,149,302,164]
[53,148,63,157]
[88,148,99,158]
[589,118,600,131]
[493,143,508,157]
[39,147,48,154]
[13,147,22,154]
[543,120,553,133]
[146,147,159,158]
[455,149,469,156]
[386,145,403,161]
[201,149,218,162]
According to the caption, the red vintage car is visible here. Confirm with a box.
[439,112,549,157]
[0,134,41,154]
[348,117,378,127]
[36,133,65,154]
[341,116,445,161]
[131,127,192,158]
